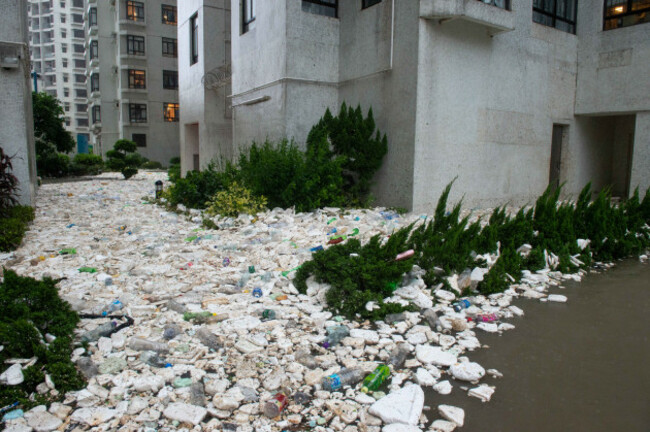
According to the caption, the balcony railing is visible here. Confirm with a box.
[420,0,515,35]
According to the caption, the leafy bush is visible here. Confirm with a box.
[106,139,142,179]
[0,270,84,408]
[309,103,388,205]
[36,146,70,178]
[163,161,235,209]
[205,181,267,217]
[70,153,103,176]
[0,147,19,213]
[0,205,35,251]
[142,160,163,169]
[168,157,181,183]
[32,92,75,154]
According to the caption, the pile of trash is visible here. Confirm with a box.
[0,171,635,432]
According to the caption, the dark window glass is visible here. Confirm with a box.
[77,118,89,127]
[76,88,87,98]
[76,103,87,113]
[92,106,101,123]
[72,13,83,23]
[73,29,84,38]
[73,43,84,53]
[362,0,381,8]
[302,0,338,18]
[75,73,86,83]
[126,0,145,21]
[190,13,198,65]
[91,73,99,91]
[604,0,650,30]
[74,59,86,68]
[89,40,98,59]
[533,0,577,33]
[127,35,145,55]
[129,104,147,123]
[162,4,177,24]
[163,103,179,122]
[72,0,83,8]
[89,7,97,26]
[128,69,146,89]
[243,0,255,33]
[163,70,178,89]
[162,37,177,57]
[132,133,146,147]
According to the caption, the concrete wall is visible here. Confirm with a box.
[0,0,37,205]
[630,112,650,195]
[412,0,579,211]
[179,0,232,175]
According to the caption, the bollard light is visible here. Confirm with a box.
[155,180,163,199]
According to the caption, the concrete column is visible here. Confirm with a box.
[630,112,650,195]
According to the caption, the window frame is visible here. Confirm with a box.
[90,73,99,91]
[126,35,146,55]
[162,70,179,90]
[532,0,578,34]
[129,103,147,123]
[89,7,97,26]
[161,4,177,25]
[302,0,338,18]
[162,37,177,57]
[92,105,101,124]
[127,69,147,89]
[362,0,381,9]
[190,13,199,65]
[89,40,98,59]
[243,0,255,33]
[132,133,147,147]
[126,0,145,22]
[163,102,179,122]
[603,0,650,30]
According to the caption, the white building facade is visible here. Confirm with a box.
[180,0,650,211]
[1,0,37,205]
[28,0,90,150]
[86,0,180,165]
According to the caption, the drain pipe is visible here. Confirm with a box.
[390,0,395,70]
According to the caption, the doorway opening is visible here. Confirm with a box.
[549,124,567,190]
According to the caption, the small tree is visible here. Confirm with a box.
[0,147,19,215]
[32,92,75,154]
[106,139,141,179]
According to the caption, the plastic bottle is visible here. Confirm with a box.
[295,350,319,369]
[263,393,288,418]
[163,324,182,340]
[388,345,409,369]
[360,364,390,393]
[252,287,263,298]
[76,357,99,379]
[248,265,256,274]
[101,300,124,316]
[261,309,277,320]
[293,391,311,405]
[422,309,443,331]
[140,351,168,368]
[167,299,187,314]
[183,311,229,324]
[189,382,206,407]
[196,328,221,351]
[319,368,365,391]
[452,299,472,312]
[384,313,407,324]
[238,273,251,288]
[322,325,350,349]
[128,337,169,353]
[81,321,117,342]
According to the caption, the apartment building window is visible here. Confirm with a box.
[132,133,146,147]
[481,0,510,9]
[90,40,98,59]
[92,106,101,123]
[127,35,145,55]
[362,0,381,8]
[302,0,338,18]
[65,118,71,126]
[77,118,88,127]
[243,0,255,33]
[126,1,145,22]
[604,0,650,29]
[62,59,68,67]
[128,69,146,89]
[129,104,147,123]
[76,104,87,113]
[60,14,66,23]
[75,73,86,83]
[74,43,84,53]
[63,73,69,83]
[190,13,198,65]
[74,59,86,68]
[533,0,577,34]
[91,73,99,91]
[61,44,68,53]
[161,5,177,25]
[72,14,83,23]
[64,103,70,112]
[89,7,97,26]
[61,30,67,38]
[76,89,87,98]
[73,29,85,39]
[72,0,83,8]
[163,103,179,122]
[163,70,178,89]
[64,88,70,97]
[162,37,177,57]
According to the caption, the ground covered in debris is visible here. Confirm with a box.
[1,171,646,432]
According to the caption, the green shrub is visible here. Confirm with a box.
[0,270,84,408]
[205,181,267,217]
[106,139,143,179]
[0,147,19,213]
[37,151,70,178]
[142,160,163,169]
[164,161,235,209]
[70,153,103,176]
[0,205,35,251]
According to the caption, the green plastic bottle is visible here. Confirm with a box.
[360,364,390,393]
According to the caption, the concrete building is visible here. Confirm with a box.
[28,0,90,151]
[180,0,650,211]
[0,0,38,205]
[86,0,180,165]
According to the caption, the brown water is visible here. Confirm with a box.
[424,260,650,432]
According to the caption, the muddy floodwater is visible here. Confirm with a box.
[425,259,650,432]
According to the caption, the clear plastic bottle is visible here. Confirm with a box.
[319,368,365,391]
[295,350,319,369]
[422,309,443,331]
[196,328,221,351]
[261,309,277,320]
[384,313,407,324]
[167,299,187,314]
[238,273,251,288]
[452,299,472,312]
[322,325,350,349]
[163,324,182,340]
[101,300,124,316]
[360,365,390,393]
[263,393,288,418]
[81,321,117,342]
[128,337,169,353]
[189,382,206,407]
[140,351,168,368]
[388,344,409,369]
[76,357,99,379]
